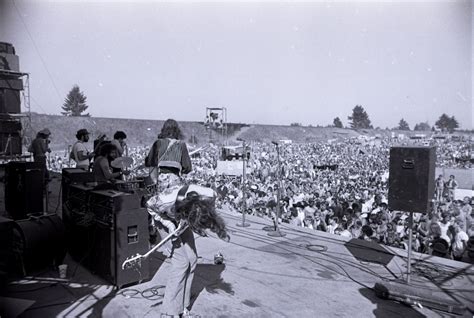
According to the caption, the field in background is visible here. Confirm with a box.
[21,113,442,151]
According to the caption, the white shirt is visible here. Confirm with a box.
[452,231,469,257]
[72,141,89,168]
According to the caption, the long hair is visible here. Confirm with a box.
[175,192,229,241]
[158,119,183,140]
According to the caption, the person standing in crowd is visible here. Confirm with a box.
[145,119,192,188]
[70,129,94,170]
[111,131,127,157]
[451,219,469,261]
[92,143,128,185]
[435,174,445,202]
[446,175,458,201]
[29,128,52,183]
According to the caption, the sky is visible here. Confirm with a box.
[0,0,472,129]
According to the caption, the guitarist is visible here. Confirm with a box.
[147,184,229,318]
[144,118,192,188]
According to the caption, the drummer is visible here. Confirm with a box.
[111,131,127,157]
[93,143,130,185]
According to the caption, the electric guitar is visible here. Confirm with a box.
[121,220,188,270]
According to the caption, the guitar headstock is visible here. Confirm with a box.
[122,253,143,270]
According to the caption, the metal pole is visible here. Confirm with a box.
[237,139,250,227]
[406,211,413,284]
[268,143,286,237]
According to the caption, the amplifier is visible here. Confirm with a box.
[90,190,142,226]
[61,168,94,204]
[91,207,150,288]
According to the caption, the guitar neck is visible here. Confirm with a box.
[143,225,188,258]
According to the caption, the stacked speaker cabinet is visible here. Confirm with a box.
[4,161,44,220]
[89,189,150,287]
[388,146,436,213]
[0,118,22,155]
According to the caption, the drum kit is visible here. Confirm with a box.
[110,156,156,194]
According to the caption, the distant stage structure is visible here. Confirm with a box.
[204,107,228,144]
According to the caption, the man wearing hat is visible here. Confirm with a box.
[29,128,52,183]
[70,129,94,170]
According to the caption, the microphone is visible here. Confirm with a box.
[272,141,279,146]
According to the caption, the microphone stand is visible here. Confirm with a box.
[268,142,286,237]
[236,139,250,227]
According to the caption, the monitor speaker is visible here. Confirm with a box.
[388,146,436,213]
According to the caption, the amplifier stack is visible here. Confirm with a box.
[61,168,151,287]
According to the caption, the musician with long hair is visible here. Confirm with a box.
[147,183,229,318]
[145,119,229,317]
[145,118,192,189]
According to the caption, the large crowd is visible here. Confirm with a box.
[45,135,473,262]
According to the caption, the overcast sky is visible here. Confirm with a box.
[0,0,472,129]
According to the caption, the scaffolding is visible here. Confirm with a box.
[0,69,31,160]
[204,107,228,145]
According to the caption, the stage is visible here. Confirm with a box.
[3,212,474,317]
[0,170,473,317]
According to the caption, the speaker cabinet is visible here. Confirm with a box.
[388,146,436,213]
[4,161,44,220]
[0,89,21,114]
[0,132,21,155]
[0,53,20,72]
[0,42,16,54]
[89,190,150,287]
[91,208,150,287]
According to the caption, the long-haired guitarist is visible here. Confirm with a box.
[147,184,229,318]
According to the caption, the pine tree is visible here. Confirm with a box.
[347,105,372,129]
[414,122,431,131]
[435,114,459,132]
[333,117,343,128]
[397,118,410,130]
[61,85,90,117]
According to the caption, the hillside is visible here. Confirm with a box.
[19,113,457,151]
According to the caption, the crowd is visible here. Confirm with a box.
[40,133,473,262]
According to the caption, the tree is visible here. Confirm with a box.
[347,105,372,129]
[61,85,90,116]
[414,122,431,131]
[435,113,459,133]
[397,118,410,130]
[333,117,343,128]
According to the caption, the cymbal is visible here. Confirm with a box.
[111,156,134,169]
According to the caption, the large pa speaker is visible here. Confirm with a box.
[388,146,436,213]
[0,88,21,114]
[5,161,44,220]
[0,132,21,155]
[0,42,16,54]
